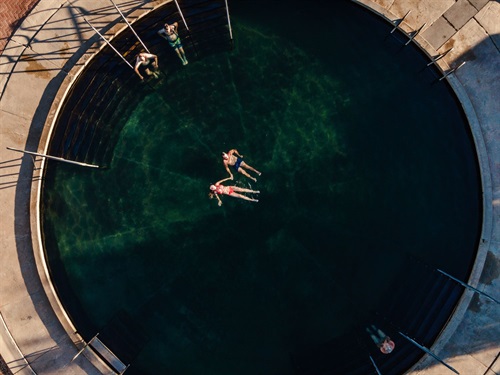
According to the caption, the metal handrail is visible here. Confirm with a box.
[7,147,100,168]
[399,332,460,374]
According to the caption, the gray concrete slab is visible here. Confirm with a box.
[421,16,457,50]
[468,0,491,11]
[389,0,455,29]
[474,1,500,50]
[444,0,479,30]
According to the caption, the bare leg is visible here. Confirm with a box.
[376,329,386,340]
[145,67,159,78]
[178,47,188,64]
[366,327,380,345]
[232,186,260,194]
[229,192,258,202]
[237,167,257,182]
[175,48,188,65]
[241,161,261,176]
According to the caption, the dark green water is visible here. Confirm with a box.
[42,1,480,374]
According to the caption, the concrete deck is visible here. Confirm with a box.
[0,0,498,374]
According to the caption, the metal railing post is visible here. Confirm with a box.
[71,334,99,363]
[427,48,454,66]
[174,0,190,31]
[439,61,466,81]
[7,147,100,169]
[391,10,411,33]
[405,23,426,46]
[224,0,233,41]
[399,332,460,374]
[369,355,383,375]
[109,0,150,53]
[83,17,134,70]
[437,269,499,304]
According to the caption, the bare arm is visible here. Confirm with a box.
[134,61,143,80]
[230,149,243,158]
[223,161,233,179]
[158,29,167,40]
[215,194,223,206]
[215,177,232,185]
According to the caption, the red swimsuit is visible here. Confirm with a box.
[215,184,234,195]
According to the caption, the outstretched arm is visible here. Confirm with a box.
[230,149,243,158]
[215,177,232,185]
[215,194,223,206]
[223,162,233,179]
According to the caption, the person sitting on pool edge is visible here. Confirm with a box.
[134,52,159,80]
[157,21,188,65]
[209,177,259,206]
[222,149,261,182]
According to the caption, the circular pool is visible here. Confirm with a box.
[41,1,481,374]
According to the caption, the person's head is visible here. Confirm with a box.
[222,152,229,160]
[210,184,216,191]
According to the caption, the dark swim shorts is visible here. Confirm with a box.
[233,157,243,171]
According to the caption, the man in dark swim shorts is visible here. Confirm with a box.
[158,21,188,65]
[134,52,159,80]
[222,149,261,182]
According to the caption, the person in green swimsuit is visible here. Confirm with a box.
[158,21,188,65]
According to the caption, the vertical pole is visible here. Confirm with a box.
[119,364,131,374]
[224,0,233,41]
[369,355,383,375]
[427,48,454,66]
[174,0,190,31]
[398,332,460,374]
[439,61,467,81]
[109,0,150,53]
[7,147,100,168]
[391,10,411,33]
[405,23,426,46]
[83,17,134,70]
[71,334,99,363]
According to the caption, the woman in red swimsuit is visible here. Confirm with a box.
[209,177,260,206]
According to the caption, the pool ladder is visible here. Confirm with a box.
[72,333,129,374]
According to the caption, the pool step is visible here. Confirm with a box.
[48,0,234,168]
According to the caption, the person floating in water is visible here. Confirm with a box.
[134,52,159,80]
[209,177,259,206]
[158,21,188,65]
[366,325,395,354]
[222,149,261,182]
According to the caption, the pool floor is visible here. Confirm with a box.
[42,1,480,373]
